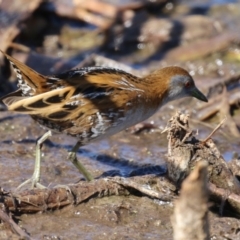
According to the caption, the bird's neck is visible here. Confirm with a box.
[140,74,170,110]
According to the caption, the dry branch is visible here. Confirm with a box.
[0,209,32,239]
[172,161,210,240]
[1,112,240,217]
[165,112,240,214]
[209,182,240,214]
[165,112,240,195]
[1,175,175,214]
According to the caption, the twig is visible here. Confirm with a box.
[189,119,232,140]
[110,178,173,202]
[0,208,32,240]
[201,117,226,144]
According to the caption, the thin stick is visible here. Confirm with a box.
[202,117,227,144]
[0,208,33,240]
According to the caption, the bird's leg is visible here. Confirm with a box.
[17,130,52,190]
[67,142,93,181]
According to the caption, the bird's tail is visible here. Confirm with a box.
[0,50,50,97]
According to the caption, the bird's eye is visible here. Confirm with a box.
[185,81,191,88]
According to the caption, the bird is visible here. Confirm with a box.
[0,50,208,189]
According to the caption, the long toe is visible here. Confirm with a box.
[16,177,46,190]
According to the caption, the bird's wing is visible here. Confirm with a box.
[3,70,143,120]
[1,51,144,133]
[3,81,138,136]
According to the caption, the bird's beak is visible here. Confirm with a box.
[190,87,208,102]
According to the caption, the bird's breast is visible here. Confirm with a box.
[66,103,159,144]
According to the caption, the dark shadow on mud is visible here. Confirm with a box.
[0,114,27,123]
[1,137,166,178]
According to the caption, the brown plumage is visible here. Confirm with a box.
[0,50,208,188]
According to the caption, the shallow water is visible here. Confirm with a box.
[1,0,240,239]
[1,100,239,239]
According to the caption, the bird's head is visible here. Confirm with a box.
[151,66,208,104]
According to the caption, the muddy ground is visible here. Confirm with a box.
[0,0,240,239]
[1,94,239,239]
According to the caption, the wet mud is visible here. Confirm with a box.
[0,0,240,239]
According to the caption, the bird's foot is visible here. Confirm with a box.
[16,176,46,190]
[16,131,53,191]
